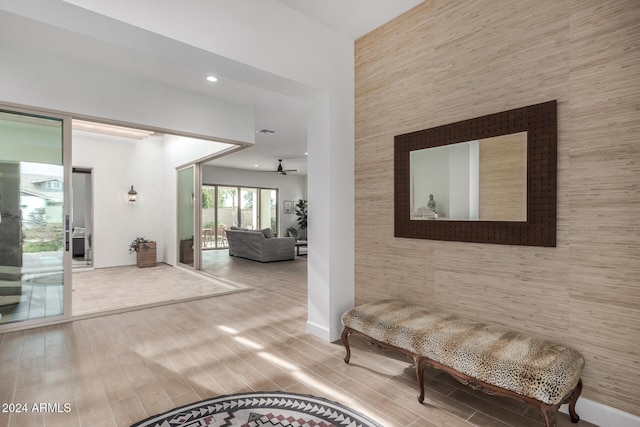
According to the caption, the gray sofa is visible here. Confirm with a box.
[225,228,295,262]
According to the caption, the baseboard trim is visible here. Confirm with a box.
[306,320,331,342]
[561,396,640,427]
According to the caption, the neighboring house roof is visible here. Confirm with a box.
[20,174,64,204]
[30,178,63,184]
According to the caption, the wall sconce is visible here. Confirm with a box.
[128,185,138,203]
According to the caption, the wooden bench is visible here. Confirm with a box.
[341,300,584,427]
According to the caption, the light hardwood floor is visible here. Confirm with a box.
[0,251,595,427]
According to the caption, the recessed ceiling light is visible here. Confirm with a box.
[206,75,218,82]
[304,152,308,155]
[254,164,259,168]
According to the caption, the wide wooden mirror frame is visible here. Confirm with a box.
[394,100,557,247]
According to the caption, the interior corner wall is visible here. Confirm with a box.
[355,0,639,418]
[72,133,235,269]
[161,136,248,266]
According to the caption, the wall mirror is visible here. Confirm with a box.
[410,131,527,222]
[395,101,557,247]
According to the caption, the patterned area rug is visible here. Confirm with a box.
[131,391,383,427]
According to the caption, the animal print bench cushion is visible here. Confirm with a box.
[341,300,584,405]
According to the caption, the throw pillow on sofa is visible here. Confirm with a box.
[260,228,273,238]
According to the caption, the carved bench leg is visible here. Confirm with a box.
[341,327,352,363]
[415,357,426,403]
[540,405,558,427]
[569,379,582,423]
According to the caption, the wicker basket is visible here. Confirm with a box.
[136,242,157,268]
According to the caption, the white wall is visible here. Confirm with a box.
[202,165,307,236]
[72,132,165,268]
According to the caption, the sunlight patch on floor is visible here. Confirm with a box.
[233,336,264,350]
[218,325,240,334]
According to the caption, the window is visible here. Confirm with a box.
[46,180,62,190]
[201,184,278,249]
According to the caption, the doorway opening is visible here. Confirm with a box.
[1,106,249,331]
[72,168,93,270]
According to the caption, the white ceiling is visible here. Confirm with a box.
[1,1,423,176]
[207,0,424,175]
[276,0,423,40]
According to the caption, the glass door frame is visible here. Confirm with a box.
[176,163,202,271]
[239,187,258,230]
[259,188,278,235]
[0,103,73,333]
[194,163,202,271]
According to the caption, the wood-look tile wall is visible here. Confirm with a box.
[354,0,640,416]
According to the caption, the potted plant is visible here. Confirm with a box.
[285,226,298,239]
[129,237,157,268]
[295,199,307,239]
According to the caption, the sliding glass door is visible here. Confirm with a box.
[200,185,278,251]
[259,189,277,233]
[240,187,258,229]
[198,181,278,271]
[0,107,71,328]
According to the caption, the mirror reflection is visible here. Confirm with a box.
[410,132,527,221]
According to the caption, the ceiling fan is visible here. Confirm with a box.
[268,159,298,175]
